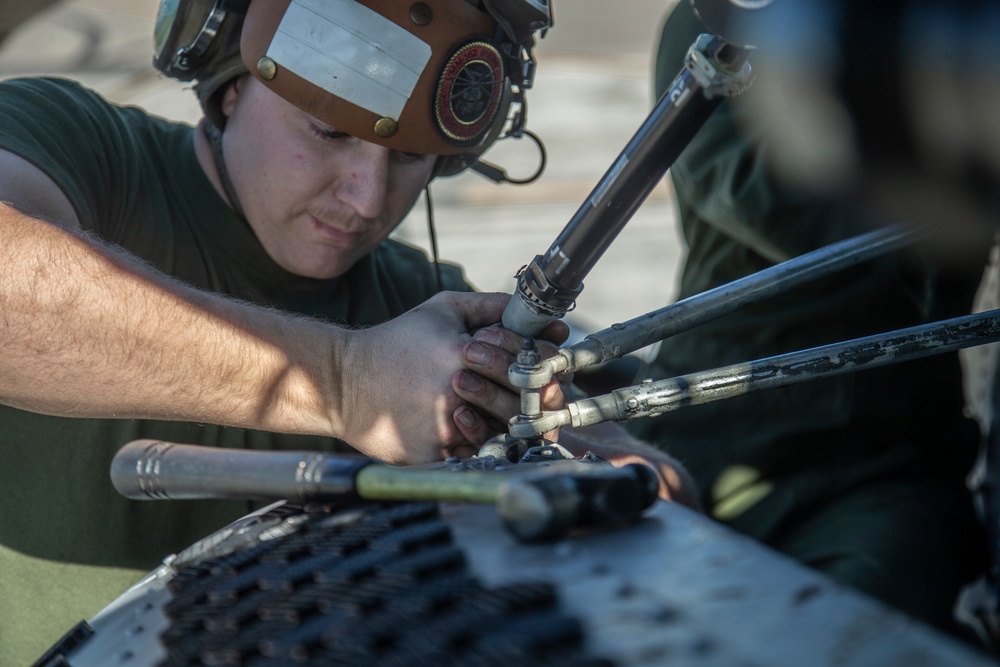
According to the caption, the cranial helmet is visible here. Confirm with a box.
[153,0,551,177]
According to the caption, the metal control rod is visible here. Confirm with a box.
[509,309,1000,437]
[548,224,917,376]
[502,34,753,336]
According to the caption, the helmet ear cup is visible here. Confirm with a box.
[432,83,516,179]
[153,0,246,82]
[153,0,248,129]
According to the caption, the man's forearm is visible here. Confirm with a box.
[0,202,344,436]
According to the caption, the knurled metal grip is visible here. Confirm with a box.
[111,440,371,502]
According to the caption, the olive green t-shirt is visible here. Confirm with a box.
[0,77,471,664]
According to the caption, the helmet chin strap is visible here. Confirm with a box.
[203,122,249,223]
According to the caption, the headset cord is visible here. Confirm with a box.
[424,184,444,293]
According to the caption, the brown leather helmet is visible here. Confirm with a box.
[153,0,551,177]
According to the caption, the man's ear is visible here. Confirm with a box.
[219,75,246,120]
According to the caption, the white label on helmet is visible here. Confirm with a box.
[267,0,431,119]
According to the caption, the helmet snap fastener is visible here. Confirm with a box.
[374,117,399,138]
[256,56,277,80]
[409,3,433,26]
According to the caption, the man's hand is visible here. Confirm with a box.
[557,422,701,510]
[0,196,514,465]
[449,321,700,510]
[340,291,514,464]
[451,322,571,452]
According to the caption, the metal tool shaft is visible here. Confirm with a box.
[111,440,504,505]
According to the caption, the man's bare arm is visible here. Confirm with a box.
[0,151,505,464]
[0,199,342,431]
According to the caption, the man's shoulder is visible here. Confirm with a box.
[0,75,193,236]
[0,75,106,112]
[0,75,185,138]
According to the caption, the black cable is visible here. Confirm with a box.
[471,129,547,185]
[424,184,443,293]
[502,129,547,185]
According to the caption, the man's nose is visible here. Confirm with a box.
[335,143,390,219]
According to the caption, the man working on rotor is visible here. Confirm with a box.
[0,1,696,662]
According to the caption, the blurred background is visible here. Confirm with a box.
[0,0,686,335]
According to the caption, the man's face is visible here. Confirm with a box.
[219,76,436,279]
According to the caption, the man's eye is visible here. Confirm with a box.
[395,151,428,165]
[309,124,348,141]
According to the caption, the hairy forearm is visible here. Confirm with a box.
[0,203,345,435]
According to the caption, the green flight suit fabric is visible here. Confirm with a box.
[628,3,988,634]
[0,77,471,664]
